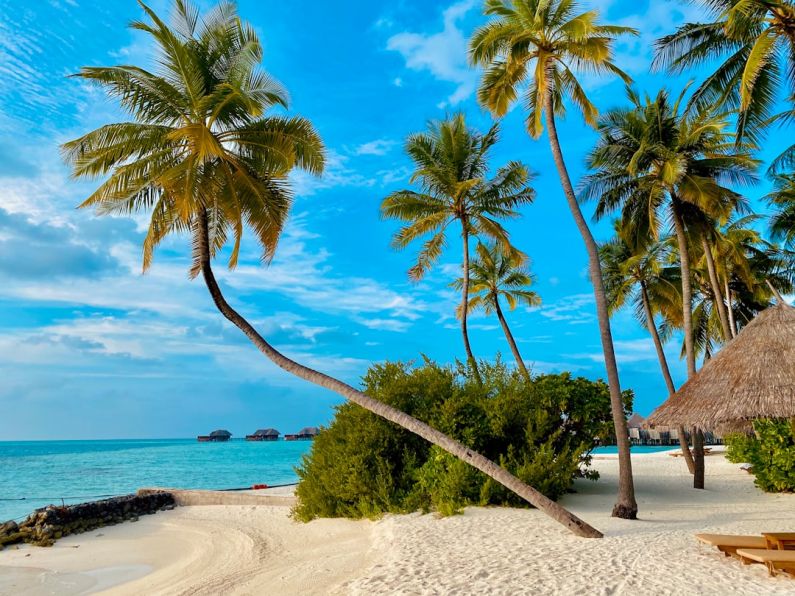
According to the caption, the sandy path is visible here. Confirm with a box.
[1,451,794,595]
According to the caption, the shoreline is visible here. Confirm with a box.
[1,451,793,594]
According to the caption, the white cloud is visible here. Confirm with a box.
[386,0,479,107]
[393,77,403,87]
[354,139,397,156]
[536,293,595,325]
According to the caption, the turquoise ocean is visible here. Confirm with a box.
[0,439,312,523]
[0,440,673,523]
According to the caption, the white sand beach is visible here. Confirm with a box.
[2,450,794,595]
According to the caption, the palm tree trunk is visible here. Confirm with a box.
[640,283,695,474]
[671,199,697,378]
[461,225,482,384]
[701,236,731,341]
[194,212,601,537]
[725,278,737,338]
[670,198,704,488]
[543,85,637,519]
[494,296,530,380]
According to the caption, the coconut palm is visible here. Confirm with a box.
[455,242,540,379]
[654,0,795,144]
[63,1,601,538]
[469,0,639,519]
[583,87,758,488]
[381,114,535,384]
[767,173,795,248]
[600,226,696,473]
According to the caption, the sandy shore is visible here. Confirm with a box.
[2,450,794,595]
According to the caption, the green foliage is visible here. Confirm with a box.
[725,419,795,493]
[293,359,632,521]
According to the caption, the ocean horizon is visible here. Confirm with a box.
[0,438,313,522]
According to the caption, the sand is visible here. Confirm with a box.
[1,450,794,595]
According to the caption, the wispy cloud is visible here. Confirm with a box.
[536,293,595,325]
[354,139,397,156]
[386,0,479,108]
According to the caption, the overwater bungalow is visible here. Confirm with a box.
[197,429,232,442]
[246,428,280,441]
[284,426,319,441]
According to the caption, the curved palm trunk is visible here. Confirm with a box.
[195,213,600,536]
[640,283,695,474]
[670,199,704,489]
[494,296,530,380]
[701,236,732,341]
[543,87,637,519]
[461,226,482,384]
[725,278,737,339]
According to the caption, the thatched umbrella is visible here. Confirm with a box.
[647,303,795,431]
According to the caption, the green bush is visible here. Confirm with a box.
[725,419,795,492]
[293,359,631,521]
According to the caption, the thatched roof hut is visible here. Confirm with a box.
[209,429,232,438]
[647,303,795,431]
[298,427,319,437]
[253,428,279,437]
[627,413,645,429]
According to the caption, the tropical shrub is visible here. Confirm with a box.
[293,359,632,520]
[725,419,795,493]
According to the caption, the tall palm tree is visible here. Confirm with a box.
[600,226,696,473]
[583,87,758,488]
[456,242,540,380]
[63,1,601,538]
[381,114,534,384]
[469,0,640,519]
[654,0,795,144]
[767,173,795,248]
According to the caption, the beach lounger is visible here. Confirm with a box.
[763,533,795,550]
[735,549,795,577]
[695,534,768,558]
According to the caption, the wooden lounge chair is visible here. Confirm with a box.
[763,533,795,550]
[695,534,768,558]
[735,549,795,577]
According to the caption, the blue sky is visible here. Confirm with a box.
[0,0,788,440]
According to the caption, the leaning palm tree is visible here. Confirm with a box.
[600,226,696,473]
[455,242,540,380]
[654,0,795,145]
[469,0,640,518]
[381,114,535,383]
[583,87,758,488]
[62,1,602,538]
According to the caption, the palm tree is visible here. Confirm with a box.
[583,87,758,488]
[654,0,795,144]
[600,226,696,473]
[381,114,535,384]
[62,1,602,538]
[767,173,795,248]
[456,242,540,379]
[469,0,640,519]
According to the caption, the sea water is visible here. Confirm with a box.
[0,439,312,522]
[591,445,676,454]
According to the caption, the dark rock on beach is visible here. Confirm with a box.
[0,491,175,548]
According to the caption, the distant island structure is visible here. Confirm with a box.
[197,429,232,442]
[245,428,280,441]
[284,427,320,441]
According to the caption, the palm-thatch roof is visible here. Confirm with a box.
[627,413,645,428]
[209,429,232,437]
[298,426,319,436]
[253,428,279,437]
[647,303,795,431]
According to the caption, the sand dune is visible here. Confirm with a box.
[1,451,794,595]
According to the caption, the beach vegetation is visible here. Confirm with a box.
[725,419,795,492]
[293,359,631,521]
